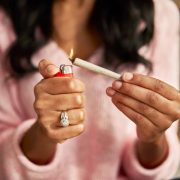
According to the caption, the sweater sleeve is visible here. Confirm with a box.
[0,9,62,180]
[121,0,180,179]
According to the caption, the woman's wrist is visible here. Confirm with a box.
[136,133,169,169]
[20,121,57,165]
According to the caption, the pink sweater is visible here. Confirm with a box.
[0,0,179,179]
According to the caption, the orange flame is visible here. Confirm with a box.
[69,48,74,61]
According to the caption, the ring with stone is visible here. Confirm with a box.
[60,111,70,127]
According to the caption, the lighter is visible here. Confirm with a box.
[54,64,73,77]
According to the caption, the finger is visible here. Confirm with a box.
[34,93,85,111]
[60,109,85,126]
[112,81,176,116]
[112,92,172,130]
[114,102,154,128]
[38,109,85,126]
[114,102,158,142]
[106,87,116,96]
[39,59,59,78]
[121,73,179,100]
[39,78,85,94]
[49,123,85,143]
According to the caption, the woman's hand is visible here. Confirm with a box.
[106,72,180,167]
[107,72,180,142]
[35,59,85,143]
[21,59,85,164]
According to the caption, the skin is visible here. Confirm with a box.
[21,0,180,169]
[106,73,180,168]
[52,0,101,58]
[21,59,86,164]
[21,0,98,165]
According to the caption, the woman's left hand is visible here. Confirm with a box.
[106,73,180,143]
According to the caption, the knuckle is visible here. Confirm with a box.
[75,94,84,107]
[135,75,142,83]
[71,124,85,137]
[176,93,180,101]
[79,109,85,122]
[34,100,44,111]
[147,92,158,105]
[67,79,76,91]
[38,59,46,68]
[111,94,120,105]
[168,102,180,119]
[162,120,172,131]
[154,79,164,92]
[122,83,132,94]
[134,113,144,122]
[138,104,150,114]
[115,93,123,102]
[34,83,43,95]
[67,78,85,92]
[174,109,180,119]
[35,109,44,118]
[141,105,156,118]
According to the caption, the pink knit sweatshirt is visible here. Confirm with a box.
[0,0,179,179]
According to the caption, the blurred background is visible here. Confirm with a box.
[174,0,180,7]
[173,0,180,178]
[173,0,180,142]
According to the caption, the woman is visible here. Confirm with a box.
[0,0,179,179]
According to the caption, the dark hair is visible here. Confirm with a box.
[0,0,154,77]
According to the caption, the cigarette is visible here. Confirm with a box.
[69,58,121,79]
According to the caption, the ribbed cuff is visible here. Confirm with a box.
[13,119,62,173]
[122,132,180,180]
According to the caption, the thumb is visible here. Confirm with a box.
[38,59,59,78]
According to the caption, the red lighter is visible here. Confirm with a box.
[54,64,73,77]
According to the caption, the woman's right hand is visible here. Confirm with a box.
[21,59,85,164]
[34,59,86,144]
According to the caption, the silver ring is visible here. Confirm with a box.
[60,111,69,127]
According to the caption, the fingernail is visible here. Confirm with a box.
[107,88,116,96]
[46,65,57,74]
[123,73,133,81]
[113,81,122,90]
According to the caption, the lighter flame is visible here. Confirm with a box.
[69,48,74,60]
